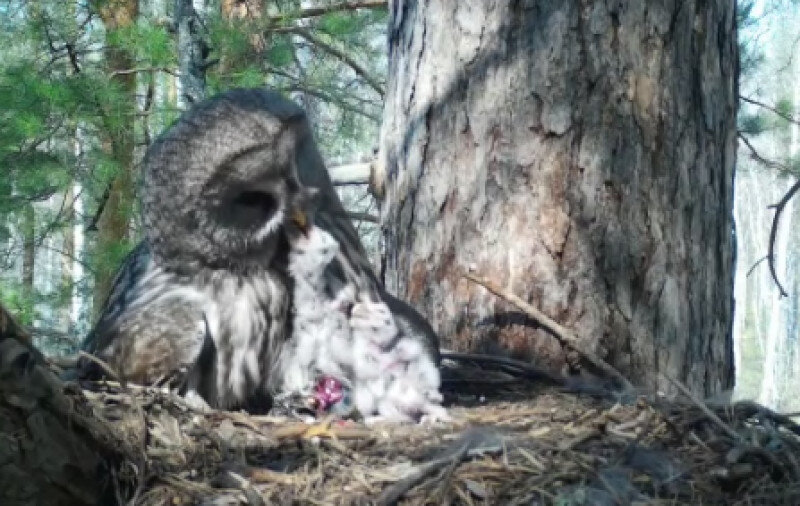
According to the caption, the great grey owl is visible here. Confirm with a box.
[79,88,439,413]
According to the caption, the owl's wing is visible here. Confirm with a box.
[78,241,209,386]
[81,241,152,356]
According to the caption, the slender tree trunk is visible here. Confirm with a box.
[21,204,35,323]
[91,0,139,318]
[60,186,75,332]
[378,1,737,395]
[176,0,208,107]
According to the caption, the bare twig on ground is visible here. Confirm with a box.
[377,429,502,505]
[462,271,634,391]
[78,351,121,382]
[661,373,741,443]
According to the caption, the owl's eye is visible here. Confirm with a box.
[220,190,278,229]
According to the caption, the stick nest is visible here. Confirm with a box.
[72,380,800,505]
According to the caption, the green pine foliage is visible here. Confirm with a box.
[0,0,389,348]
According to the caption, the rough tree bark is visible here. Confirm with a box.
[0,304,123,505]
[91,0,139,318]
[377,1,737,395]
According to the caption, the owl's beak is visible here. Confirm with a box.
[291,208,309,235]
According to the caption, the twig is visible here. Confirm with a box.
[329,161,372,185]
[346,211,379,223]
[110,66,178,76]
[78,351,120,382]
[376,429,501,505]
[290,28,385,97]
[661,373,742,443]
[462,271,634,391]
[268,1,386,22]
[740,95,800,127]
[733,401,800,438]
[746,255,768,277]
[738,131,793,173]
[87,183,112,231]
[766,178,800,297]
[280,84,380,121]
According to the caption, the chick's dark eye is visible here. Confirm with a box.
[220,190,278,229]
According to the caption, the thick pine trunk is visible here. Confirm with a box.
[378,1,737,394]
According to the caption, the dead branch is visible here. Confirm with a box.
[661,373,741,443]
[329,161,372,185]
[346,211,379,223]
[377,429,502,505]
[268,1,386,22]
[111,66,179,76]
[87,182,112,231]
[462,271,634,391]
[737,131,800,297]
[738,131,793,173]
[740,95,800,127]
[766,178,800,298]
[78,351,122,382]
[746,255,769,277]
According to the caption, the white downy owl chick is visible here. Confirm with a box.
[280,213,355,395]
[394,338,443,402]
[349,301,393,416]
[380,337,448,423]
[349,301,448,423]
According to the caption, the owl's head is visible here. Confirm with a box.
[142,89,309,272]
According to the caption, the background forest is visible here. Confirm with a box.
[0,0,797,412]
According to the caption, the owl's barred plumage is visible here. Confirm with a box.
[80,88,439,413]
